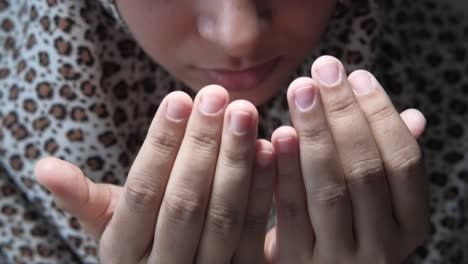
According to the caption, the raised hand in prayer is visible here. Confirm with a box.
[263,56,429,263]
[36,85,275,263]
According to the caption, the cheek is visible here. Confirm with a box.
[274,1,337,53]
[116,0,195,64]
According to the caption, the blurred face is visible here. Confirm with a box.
[117,0,337,105]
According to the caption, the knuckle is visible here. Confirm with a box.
[206,203,241,236]
[389,145,423,173]
[366,103,395,125]
[125,177,162,211]
[186,129,219,154]
[298,126,335,151]
[147,129,180,156]
[345,158,384,184]
[310,183,348,207]
[325,96,358,120]
[220,146,252,169]
[163,190,203,224]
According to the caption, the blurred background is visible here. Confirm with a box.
[448,0,468,10]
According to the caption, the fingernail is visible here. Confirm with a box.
[351,72,375,95]
[166,98,189,121]
[256,150,273,167]
[230,110,252,135]
[276,137,296,154]
[316,62,341,87]
[294,85,316,111]
[201,92,226,115]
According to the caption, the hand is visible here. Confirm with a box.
[265,56,429,263]
[36,86,276,263]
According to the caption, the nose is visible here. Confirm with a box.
[198,1,266,58]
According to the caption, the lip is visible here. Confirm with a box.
[200,57,281,91]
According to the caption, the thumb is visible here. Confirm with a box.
[35,157,122,239]
[400,108,427,139]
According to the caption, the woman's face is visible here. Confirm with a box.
[117,0,337,105]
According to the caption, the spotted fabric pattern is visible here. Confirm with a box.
[0,0,467,263]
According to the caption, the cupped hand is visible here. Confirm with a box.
[265,55,429,263]
[36,85,276,264]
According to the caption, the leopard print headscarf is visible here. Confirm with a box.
[1,0,467,263]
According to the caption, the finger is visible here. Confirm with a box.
[100,91,193,263]
[348,71,429,242]
[287,77,354,255]
[35,157,121,239]
[264,227,277,264]
[196,100,258,263]
[311,56,397,249]
[400,108,427,139]
[233,139,276,264]
[151,85,228,264]
[271,126,314,263]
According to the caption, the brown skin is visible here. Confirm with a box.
[117,0,337,105]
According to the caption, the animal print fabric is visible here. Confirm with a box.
[0,0,467,263]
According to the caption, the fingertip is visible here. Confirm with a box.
[255,139,275,168]
[164,91,194,122]
[227,100,259,117]
[34,157,63,187]
[287,77,315,98]
[34,157,82,196]
[198,84,230,102]
[256,139,274,152]
[197,85,230,115]
[311,55,343,76]
[401,108,427,139]
[271,126,297,141]
[271,126,298,154]
[226,100,260,129]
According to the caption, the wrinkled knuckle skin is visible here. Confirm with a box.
[325,96,357,120]
[206,204,241,236]
[220,146,253,169]
[298,127,335,152]
[389,146,423,174]
[187,129,219,154]
[147,130,181,156]
[345,158,384,185]
[366,103,395,125]
[125,178,162,211]
[163,191,204,226]
[310,183,348,207]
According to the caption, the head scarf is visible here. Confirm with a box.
[1,0,467,263]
